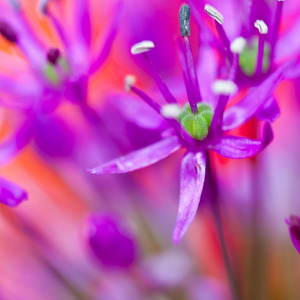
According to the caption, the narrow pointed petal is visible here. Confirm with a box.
[173,152,206,244]
[90,1,123,74]
[89,136,181,174]
[223,61,292,131]
[74,0,91,46]
[255,96,280,123]
[213,123,273,159]
[0,177,28,207]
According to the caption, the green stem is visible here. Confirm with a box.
[206,155,240,300]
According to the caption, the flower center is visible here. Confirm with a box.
[239,38,270,76]
[178,103,214,140]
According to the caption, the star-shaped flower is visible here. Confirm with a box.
[89,4,291,243]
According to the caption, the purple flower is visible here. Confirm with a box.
[0,177,27,207]
[286,215,300,254]
[89,5,290,244]
[84,214,137,268]
[0,0,122,160]
[190,0,299,82]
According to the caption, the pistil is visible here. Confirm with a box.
[179,4,202,114]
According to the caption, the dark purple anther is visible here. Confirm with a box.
[47,48,61,65]
[0,21,18,43]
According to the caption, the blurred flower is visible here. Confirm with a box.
[0,0,122,160]
[84,213,137,268]
[286,215,300,254]
[190,0,298,84]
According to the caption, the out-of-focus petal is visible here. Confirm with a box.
[275,18,300,63]
[223,61,292,131]
[0,118,35,164]
[0,177,28,207]
[213,123,273,159]
[84,214,137,268]
[196,46,218,106]
[173,151,206,244]
[90,1,123,74]
[111,94,164,129]
[34,115,75,158]
[89,136,181,174]
[255,96,280,123]
[286,215,300,254]
[74,0,91,47]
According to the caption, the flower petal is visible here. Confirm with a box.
[74,0,91,47]
[0,119,34,165]
[89,136,181,174]
[255,96,280,123]
[0,177,28,207]
[212,123,273,159]
[90,1,123,74]
[223,61,292,131]
[173,151,206,244]
[286,215,300,254]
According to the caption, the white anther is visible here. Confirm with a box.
[124,75,136,92]
[212,80,237,95]
[131,41,155,55]
[161,104,182,119]
[204,4,224,25]
[254,20,268,34]
[230,37,247,54]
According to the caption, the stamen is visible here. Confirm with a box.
[230,37,246,54]
[204,4,232,63]
[47,48,60,65]
[0,21,18,43]
[204,4,224,25]
[131,41,154,55]
[130,85,161,114]
[212,80,237,95]
[124,75,136,93]
[142,52,177,103]
[179,4,190,37]
[161,104,182,119]
[255,20,268,75]
[254,20,268,34]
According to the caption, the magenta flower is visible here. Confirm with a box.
[0,177,27,207]
[84,214,137,268]
[286,215,300,254]
[190,0,299,83]
[89,5,290,244]
[0,0,122,160]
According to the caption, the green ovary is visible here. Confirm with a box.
[44,64,59,85]
[239,38,270,76]
[178,103,214,140]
